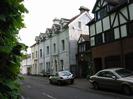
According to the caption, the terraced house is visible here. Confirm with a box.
[87,0,133,73]
[31,6,92,75]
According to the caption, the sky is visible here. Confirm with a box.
[19,0,96,53]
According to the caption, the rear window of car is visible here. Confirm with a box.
[115,69,133,77]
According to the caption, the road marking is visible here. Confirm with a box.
[27,85,31,88]
[42,92,56,99]
[46,94,56,99]
[21,96,25,99]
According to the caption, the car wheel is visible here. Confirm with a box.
[49,79,53,84]
[122,85,131,95]
[57,81,62,85]
[93,82,99,90]
[70,79,74,84]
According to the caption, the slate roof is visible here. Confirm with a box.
[81,34,90,41]
[92,0,128,13]
[105,0,127,6]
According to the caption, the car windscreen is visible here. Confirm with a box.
[59,71,71,76]
[115,69,133,77]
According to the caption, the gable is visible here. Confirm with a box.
[69,11,91,26]
[78,36,85,43]
[92,0,108,13]
[92,0,128,13]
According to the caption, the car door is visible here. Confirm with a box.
[95,71,109,88]
[105,71,121,90]
[99,71,120,90]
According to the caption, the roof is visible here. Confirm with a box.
[105,0,127,5]
[100,68,124,72]
[87,18,95,25]
[67,14,80,26]
[81,34,90,41]
[53,24,61,30]
[30,43,37,48]
[46,28,52,33]
[92,0,128,13]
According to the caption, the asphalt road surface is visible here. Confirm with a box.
[21,76,133,99]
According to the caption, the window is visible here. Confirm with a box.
[46,62,50,73]
[115,69,133,77]
[61,40,65,51]
[79,45,82,52]
[104,29,114,43]
[40,49,42,58]
[90,37,95,46]
[95,33,103,45]
[53,43,56,53]
[98,71,115,78]
[86,43,90,51]
[32,52,34,58]
[127,22,133,36]
[103,71,115,78]
[79,44,85,52]
[47,46,49,55]
[78,21,81,29]
[55,60,57,72]
[83,44,86,51]
[60,60,64,71]
[96,6,107,20]
[36,51,37,58]
[90,24,95,36]
[97,71,104,77]
[114,28,120,39]
[39,63,43,72]
[121,25,127,37]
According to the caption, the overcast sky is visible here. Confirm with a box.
[19,0,96,52]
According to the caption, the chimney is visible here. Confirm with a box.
[53,18,60,24]
[79,6,90,14]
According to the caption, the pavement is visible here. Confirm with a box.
[69,78,91,91]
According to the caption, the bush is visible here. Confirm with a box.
[0,0,27,98]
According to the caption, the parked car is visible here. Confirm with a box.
[49,71,74,85]
[89,68,133,95]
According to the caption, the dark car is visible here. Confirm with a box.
[49,71,74,85]
[89,68,133,95]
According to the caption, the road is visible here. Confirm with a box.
[21,76,132,99]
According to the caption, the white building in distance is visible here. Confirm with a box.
[21,54,32,75]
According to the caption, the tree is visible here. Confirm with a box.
[0,0,28,98]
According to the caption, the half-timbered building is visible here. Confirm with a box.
[76,34,91,77]
[87,0,133,72]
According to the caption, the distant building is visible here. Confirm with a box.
[87,0,133,73]
[76,34,91,78]
[31,6,92,75]
[21,54,32,75]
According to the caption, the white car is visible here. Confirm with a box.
[49,71,74,85]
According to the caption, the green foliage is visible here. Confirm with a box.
[0,0,27,98]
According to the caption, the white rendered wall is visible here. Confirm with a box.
[68,12,91,65]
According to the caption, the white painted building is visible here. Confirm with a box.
[31,6,92,75]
